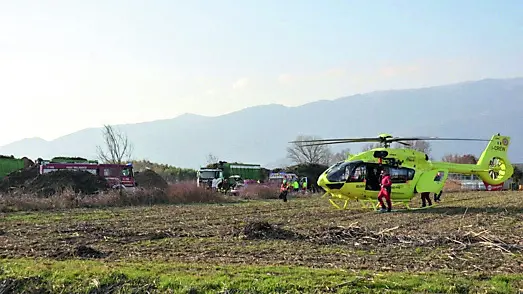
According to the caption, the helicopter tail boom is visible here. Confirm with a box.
[474,134,513,185]
[430,134,513,185]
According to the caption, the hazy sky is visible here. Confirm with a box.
[1,0,522,146]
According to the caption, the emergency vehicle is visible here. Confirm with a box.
[39,158,136,188]
[268,172,298,185]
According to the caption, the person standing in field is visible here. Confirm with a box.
[420,192,432,207]
[377,169,392,212]
[302,179,307,194]
[279,181,288,202]
[292,179,299,193]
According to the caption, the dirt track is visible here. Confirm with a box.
[0,191,522,273]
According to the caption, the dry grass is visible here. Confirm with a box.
[0,190,522,274]
[0,181,304,212]
[0,175,494,213]
[443,179,463,192]
[1,190,522,292]
[237,184,280,200]
[0,181,230,212]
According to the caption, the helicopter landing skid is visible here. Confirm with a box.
[404,203,438,210]
[328,198,350,210]
[324,193,438,211]
[372,201,438,211]
[324,193,379,210]
[328,198,379,210]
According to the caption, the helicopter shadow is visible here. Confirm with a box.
[395,206,523,216]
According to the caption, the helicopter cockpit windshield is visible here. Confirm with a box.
[326,160,365,183]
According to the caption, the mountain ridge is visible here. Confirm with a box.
[2,77,523,169]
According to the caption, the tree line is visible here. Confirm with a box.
[132,160,197,183]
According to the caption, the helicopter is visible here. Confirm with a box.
[289,133,514,211]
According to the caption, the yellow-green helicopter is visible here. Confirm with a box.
[290,133,513,211]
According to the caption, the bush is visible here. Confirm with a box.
[166,181,228,203]
[239,184,279,200]
[0,181,229,212]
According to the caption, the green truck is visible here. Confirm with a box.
[45,157,98,164]
[197,161,263,188]
[0,155,34,178]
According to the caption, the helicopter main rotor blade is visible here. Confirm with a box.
[289,137,383,144]
[300,141,371,147]
[386,137,491,142]
[299,140,387,147]
[396,141,411,146]
[290,135,492,146]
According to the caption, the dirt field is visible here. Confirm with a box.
[1,190,522,292]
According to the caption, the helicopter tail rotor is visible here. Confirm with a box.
[475,134,513,185]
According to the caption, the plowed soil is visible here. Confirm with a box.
[27,170,108,196]
[0,168,108,196]
[0,191,522,274]
[134,169,168,189]
[0,166,39,192]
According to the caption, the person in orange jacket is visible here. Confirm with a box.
[377,169,392,212]
[279,181,288,202]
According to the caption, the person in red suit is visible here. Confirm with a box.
[378,169,392,212]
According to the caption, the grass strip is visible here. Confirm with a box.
[1,258,521,293]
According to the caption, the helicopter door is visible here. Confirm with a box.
[365,163,381,191]
[415,169,449,193]
[340,162,367,197]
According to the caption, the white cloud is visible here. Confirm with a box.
[320,68,347,78]
[277,73,294,84]
[232,77,249,89]
[277,68,347,85]
[379,66,398,77]
[379,64,420,77]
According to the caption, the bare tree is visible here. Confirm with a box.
[96,124,134,164]
[361,143,380,151]
[441,153,478,164]
[330,148,351,164]
[393,140,431,154]
[287,135,332,165]
[206,153,219,164]
[512,165,523,182]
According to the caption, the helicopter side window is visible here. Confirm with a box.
[434,171,445,182]
[326,163,345,182]
[388,167,415,184]
[340,165,352,182]
[325,161,343,174]
[347,164,366,183]
[407,169,415,180]
[326,161,358,182]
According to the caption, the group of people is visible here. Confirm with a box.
[274,169,443,211]
[377,169,443,212]
[278,177,307,202]
[210,177,246,193]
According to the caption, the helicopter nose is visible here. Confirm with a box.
[317,174,327,188]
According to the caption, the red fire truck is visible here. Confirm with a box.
[39,157,136,188]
